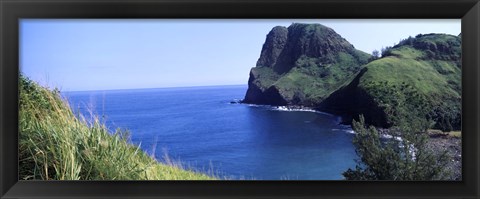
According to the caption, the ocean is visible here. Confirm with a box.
[63,85,357,180]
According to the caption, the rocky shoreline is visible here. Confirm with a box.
[237,101,319,112]
[426,130,462,180]
[376,128,462,180]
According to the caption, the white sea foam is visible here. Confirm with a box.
[271,106,317,113]
[380,134,416,160]
[246,104,265,108]
[380,134,403,142]
[345,129,356,134]
[334,127,417,159]
[332,128,356,134]
[269,106,338,119]
[239,102,338,117]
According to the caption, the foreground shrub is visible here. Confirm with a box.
[343,115,450,180]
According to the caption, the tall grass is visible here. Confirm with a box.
[19,76,216,180]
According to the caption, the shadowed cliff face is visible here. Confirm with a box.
[318,68,389,127]
[272,24,357,74]
[243,23,370,106]
[256,26,288,69]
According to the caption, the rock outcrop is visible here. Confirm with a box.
[243,23,370,106]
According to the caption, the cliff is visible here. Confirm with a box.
[243,23,371,106]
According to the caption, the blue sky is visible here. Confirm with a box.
[20,19,460,91]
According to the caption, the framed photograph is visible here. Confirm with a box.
[1,0,479,198]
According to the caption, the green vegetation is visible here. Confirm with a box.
[448,131,462,138]
[322,33,461,132]
[343,116,450,180]
[250,67,279,90]
[360,34,461,131]
[271,51,369,105]
[341,34,460,179]
[428,129,462,138]
[19,76,216,180]
[369,50,380,62]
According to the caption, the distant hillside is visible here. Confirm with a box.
[319,33,461,131]
[243,23,371,106]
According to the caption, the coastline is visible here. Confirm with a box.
[236,101,337,116]
[240,101,462,180]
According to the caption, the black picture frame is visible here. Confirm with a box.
[1,0,479,198]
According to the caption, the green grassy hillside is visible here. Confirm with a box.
[320,34,461,131]
[19,76,216,180]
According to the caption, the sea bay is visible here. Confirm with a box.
[64,85,357,180]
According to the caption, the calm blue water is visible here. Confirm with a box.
[63,85,357,180]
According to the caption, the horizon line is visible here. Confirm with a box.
[62,83,248,93]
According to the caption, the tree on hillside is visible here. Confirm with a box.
[381,46,393,57]
[343,115,451,180]
[372,50,380,59]
[369,50,380,62]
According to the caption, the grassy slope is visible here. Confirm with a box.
[361,47,459,98]
[354,34,461,131]
[19,76,215,180]
[252,50,370,106]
